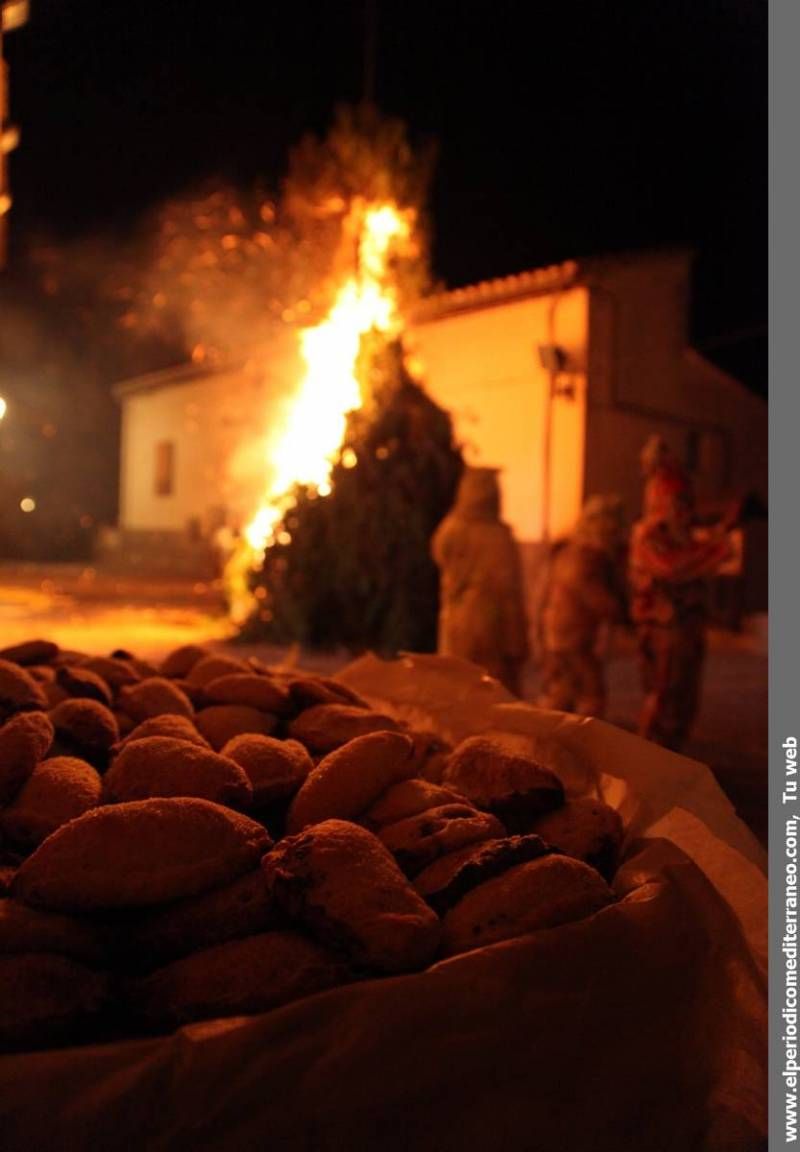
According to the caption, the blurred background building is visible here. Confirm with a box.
[110,248,767,623]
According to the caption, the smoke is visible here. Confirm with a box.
[0,274,120,558]
[0,106,434,559]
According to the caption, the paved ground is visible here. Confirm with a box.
[0,561,768,845]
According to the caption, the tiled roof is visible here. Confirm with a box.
[411,260,579,322]
[113,248,694,397]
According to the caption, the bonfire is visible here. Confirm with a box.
[225,197,418,625]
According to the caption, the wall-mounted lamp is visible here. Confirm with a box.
[538,343,576,400]
[537,343,568,373]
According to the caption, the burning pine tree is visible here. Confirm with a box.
[245,339,462,654]
[236,110,463,653]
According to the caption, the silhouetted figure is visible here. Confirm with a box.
[535,495,627,718]
[629,455,738,751]
[432,467,529,696]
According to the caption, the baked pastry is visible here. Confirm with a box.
[118,678,195,722]
[102,736,253,809]
[48,698,119,765]
[159,644,210,680]
[0,659,48,716]
[203,674,290,715]
[413,834,553,915]
[116,714,210,750]
[221,735,313,807]
[0,897,107,964]
[122,868,277,970]
[0,757,102,849]
[194,705,278,751]
[0,640,59,666]
[288,703,402,754]
[530,798,624,880]
[112,653,159,680]
[286,730,415,834]
[185,655,249,688]
[81,656,142,691]
[0,712,54,804]
[362,778,469,828]
[377,804,506,877]
[127,929,350,1031]
[263,819,440,973]
[287,676,370,711]
[440,854,614,957]
[0,953,109,1051]
[442,735,565,831]
[42,681,69,708]
[12,797,271,911]
[55,666,113,707]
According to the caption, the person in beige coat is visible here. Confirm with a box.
[431,467,529,696]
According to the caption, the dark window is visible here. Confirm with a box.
[154,441,175,497]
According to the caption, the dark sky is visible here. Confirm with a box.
[4,0,766,384]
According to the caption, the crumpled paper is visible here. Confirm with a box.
[0,654,767,1152]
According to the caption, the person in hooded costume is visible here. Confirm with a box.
[534,494,628,718]
[629,453,738,751]
[431,466,529,696]
[639,433,671,493]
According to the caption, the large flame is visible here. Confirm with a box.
[226,200,414,624]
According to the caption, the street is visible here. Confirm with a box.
[0,561,768,845]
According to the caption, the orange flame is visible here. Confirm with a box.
[224,200,414,623]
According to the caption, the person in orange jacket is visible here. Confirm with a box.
[629,457,739,751]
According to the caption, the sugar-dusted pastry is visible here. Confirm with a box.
[194,705,278,751]
[288,703,402,754]
[102,736,253,809]
[221,734,313,807]
[127,929,350,1031]
[0,712,54,804]
[0,953,109,1050]
[377,804,505,877]
[442,735,565,831]
[118,678,194,722]
[12,797,271,912]
[286,730,415,834]
[0,757,102,849]
[440,854,613,957]
[263,819,440,973]
[530,797,624,880]
[122,868,277,970]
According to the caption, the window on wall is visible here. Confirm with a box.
[154,441,175,497]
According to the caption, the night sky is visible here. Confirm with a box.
[4,0,766,386]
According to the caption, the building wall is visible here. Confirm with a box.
[407,286,589,542]
[583,251,691,520]
[119,366,275,535]
[583,252,766,506]
[582,252,767,610]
